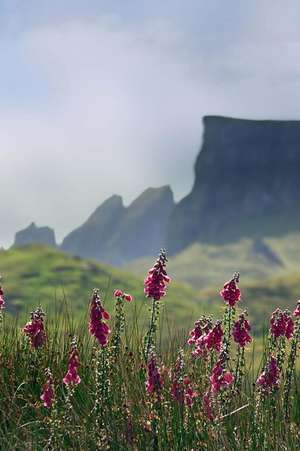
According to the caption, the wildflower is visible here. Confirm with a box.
[23,307,46,348]
[192,320,222,358]
[232,313,252,347]
[113,289,133,302]
[182,376,198,407]
[89,290,111,346]
[63,337,81,386]
[270,308,294,339]
[257,356,280,392]
[205,321,223,352]
[0,284,5,310]
[210,359,234,393]
[41,368,54,408]
[187,316,212,346]
[293,300,300,317]
[220,272,241,307]
[145,351,163,397]
[144,249,170,301]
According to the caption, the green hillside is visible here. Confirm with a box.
[124,234,300,290]
[0,245,217,330]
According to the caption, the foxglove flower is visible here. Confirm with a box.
[187,316,212,346]
[41,368,54,408]
[145,351,163,396]
[0,284,5,310]
[293,300,300,317]
[210,359,234,393]
[144,249,170,301]
[63,337,81,386]
[23,307,46,348]
[114,289,133,302]
[192,320,222,358]
[270,308,294,339]
[205,321,223,352]
[257,356,280,392]
[220,273,241,307]
[232,313,252,347]
[89,290,111,346]
[182,376,198,407]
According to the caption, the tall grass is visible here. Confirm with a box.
[0,258,300,450]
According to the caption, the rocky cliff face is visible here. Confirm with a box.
[168,116,300,254]
[61,186,174,264]
[14,222,56,247]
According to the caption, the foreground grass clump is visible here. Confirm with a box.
[1,251,300,450]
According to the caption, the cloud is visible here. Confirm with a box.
[1,1,300,247]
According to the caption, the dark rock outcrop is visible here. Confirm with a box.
[168,116,300,254]
[61,186,174,265]
[14,222,56,247]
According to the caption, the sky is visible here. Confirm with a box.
[2,0,300,247]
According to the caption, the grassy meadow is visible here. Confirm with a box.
[0,247,300,449]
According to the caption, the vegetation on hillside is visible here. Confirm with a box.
[0,251,300,449]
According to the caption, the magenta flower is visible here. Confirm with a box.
[187,316,212,346]
[144,249,170,301]
[23,307,46,348]
[293,300,300,317]
[210,359,234,393]
[192,320,222,358]
[0,284,5,310]
[232,313,252,347]
[63,337,81,386]
[220,273,241,307]
[270,308,294,339]
[89,290,111,346]
[182,376,198,407]
[257,356,280,392]
[40,369,54,408]
[113,289,133,302]
[205,321,223,352]
[145,351,163,397]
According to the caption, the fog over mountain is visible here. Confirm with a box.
[2,1,300,247]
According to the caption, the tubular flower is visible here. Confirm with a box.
[257,356,280,392]
[187,316,212,346]
[205,321,224,352]
[232,313,252,347]
[182,376,198,407]
[220,272,241,307]
[192,320,222,358]
[0,284,5,310]
[270,308,294,339]
[63,337,81,386]
[144,249,170,301]
[89,290,111,346]
[113,289,133,302]
[293,300,300,317]
[210,359,234,393]
[23,307,46,348]
[145,351,163,396]
[40,368,54,408]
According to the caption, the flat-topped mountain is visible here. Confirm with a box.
[61,186,174,264]
[167,115,300,253]
[14,222,56,248]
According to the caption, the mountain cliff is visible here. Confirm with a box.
[167,116,300,253]
[61,186,174,264]
[14,222,56,248]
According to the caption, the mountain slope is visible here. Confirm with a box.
[61,186,174,265]
[0,245,215,327]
